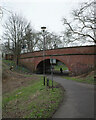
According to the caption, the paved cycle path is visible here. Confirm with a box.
[48,75,95,118]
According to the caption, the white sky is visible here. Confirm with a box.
[0,0,90,38]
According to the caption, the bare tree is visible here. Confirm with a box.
[24,23,40,52]
[62,0,96,45]
[36,31,62,50]
[45,32,62,49]
[0,6,3,19]
[3,13,28,65]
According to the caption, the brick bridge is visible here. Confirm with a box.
[19,45,96,75]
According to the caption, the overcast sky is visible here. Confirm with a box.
[0,0,90,39]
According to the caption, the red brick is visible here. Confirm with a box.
[19,45,96,75]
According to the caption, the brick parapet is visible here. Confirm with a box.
[20,45,96,58]
[19,45,96,75]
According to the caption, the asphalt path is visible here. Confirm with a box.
[48,75,95,118]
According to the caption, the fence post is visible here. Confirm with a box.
[47,78,49,87]
[44,76,45,86]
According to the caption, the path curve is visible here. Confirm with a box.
[48,75,95,118]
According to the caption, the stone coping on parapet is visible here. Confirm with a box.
[20,53,96,59]
[20,45,96,55]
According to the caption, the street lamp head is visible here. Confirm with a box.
[41,26,46,32]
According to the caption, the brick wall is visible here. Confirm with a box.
[19,45,96,75]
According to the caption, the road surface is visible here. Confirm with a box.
[48,75,95,118]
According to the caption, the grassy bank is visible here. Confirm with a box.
[3,76,64,118]
[63,71,95,84]
[2,60,64,118]
[3,60,30,73]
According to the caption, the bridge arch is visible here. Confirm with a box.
[19,45,95,75]
[35,57,70,73]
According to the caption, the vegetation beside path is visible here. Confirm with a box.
[63,71,95,85]
[54,64,68,71]
[2,60,64,118]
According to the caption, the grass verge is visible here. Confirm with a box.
[63,74,95,84]
[3,76,64,118]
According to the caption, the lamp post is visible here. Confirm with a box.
[41,26,46,85]
[50,56,53,90]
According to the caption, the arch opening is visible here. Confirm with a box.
[54,60,69,72]
[36,59,51,74]
[36,59,69,75]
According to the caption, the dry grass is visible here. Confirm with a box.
[2,60,64,118]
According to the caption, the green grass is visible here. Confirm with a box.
[54,65,68,71]
[2,59,64,118]
[3,77,64,118]
[3,60,30,73]
[63,75,95,84]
